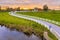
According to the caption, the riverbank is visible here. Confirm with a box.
[0,12,57,40]
[0,25,41,40]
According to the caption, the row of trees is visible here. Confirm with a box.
[0,5,48,11]
[6,7,20,11]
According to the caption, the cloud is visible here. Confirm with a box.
[0,0,60,6]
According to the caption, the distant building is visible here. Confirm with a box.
[34,7,42,11]
[34,7,38,11]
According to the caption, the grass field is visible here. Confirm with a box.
[0,12,57,40]
[17,10,60,22]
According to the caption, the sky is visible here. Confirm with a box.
[0,0,60,9]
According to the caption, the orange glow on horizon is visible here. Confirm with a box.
[0,4,60,10]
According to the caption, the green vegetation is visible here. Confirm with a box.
[0,12,57,40]
[17,10,60,22]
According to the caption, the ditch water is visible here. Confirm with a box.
[0,25,41,40]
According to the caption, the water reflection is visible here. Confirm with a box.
[0,25,41,40]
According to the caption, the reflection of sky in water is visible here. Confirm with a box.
[0,25,40,40]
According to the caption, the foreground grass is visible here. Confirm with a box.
[17,10,60,22]
[0,12,57,40]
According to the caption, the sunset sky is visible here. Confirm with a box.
[0,0,60,9]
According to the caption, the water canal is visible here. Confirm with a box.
[0,25,41,40]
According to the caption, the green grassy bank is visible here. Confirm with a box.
[0,12,57,40]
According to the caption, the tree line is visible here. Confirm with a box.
[0,5,49,12]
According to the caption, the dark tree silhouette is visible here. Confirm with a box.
[6,7,10,11]
[6,7,13,11]
[43,5,48,11]
[16,7,20,11]
[0,6,1,11]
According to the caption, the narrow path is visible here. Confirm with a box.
[9,12,60,40]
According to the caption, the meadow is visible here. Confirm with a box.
[17,10,60,22]
[0,12,57,40]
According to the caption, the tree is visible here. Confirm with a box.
[6,7,13,11]
[6,7,10,11]
[43,5,48,11]
[16,7,20,11]
[0,6,1,11]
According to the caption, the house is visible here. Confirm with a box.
[34,7,42,11]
